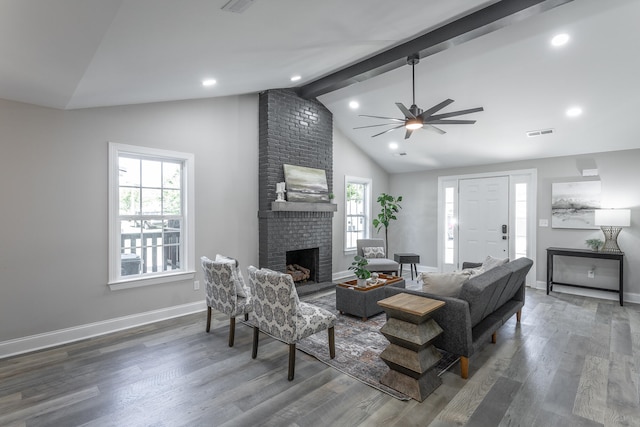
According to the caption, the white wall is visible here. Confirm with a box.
[390,149,640,301]
[332,127,389,275]
[0,95,259,343]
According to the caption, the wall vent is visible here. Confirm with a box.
[526,128,554,137]
[221,0,257,13]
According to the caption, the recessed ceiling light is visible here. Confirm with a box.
[566,106,583,117]
[290,75,301,82]
[349,101,359,110]
[551,33,570,47]
[202,79,217,87]
[389,142,398,150]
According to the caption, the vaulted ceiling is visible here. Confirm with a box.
[1,0,638,173]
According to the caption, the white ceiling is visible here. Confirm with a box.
[1,0,638,173]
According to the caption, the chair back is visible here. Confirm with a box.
[356,238,387,257]
[247,266,300,343]
[201,256,241,317]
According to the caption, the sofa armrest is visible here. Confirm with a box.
[382,286,474,357]
[462,261,483,269]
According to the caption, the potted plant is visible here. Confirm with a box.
[586,238,603,251]
[349,255,371,287]
[373,193,403,253]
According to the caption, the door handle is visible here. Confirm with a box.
[502,224,507,234]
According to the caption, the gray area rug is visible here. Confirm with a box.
[298,291,460,401]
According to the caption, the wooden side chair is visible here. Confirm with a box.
[247,266,336,381]
[200,255,253,347]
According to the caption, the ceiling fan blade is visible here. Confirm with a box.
[354,123,402,129]
[428,107,484,120]
[419,99,455,119]
[395,103,416,119]
[425,124,446,134]
[359,114,405,122]
[425,119,477,125]
[371,124,404,138]
[404,128,414,139]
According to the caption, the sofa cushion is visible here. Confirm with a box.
[495,257,533,308]
[458,266,512,327]
[419,271,471,297]
[363,246,386,259]
[364,258,399,272]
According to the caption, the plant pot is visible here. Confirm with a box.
[357,278,367,288]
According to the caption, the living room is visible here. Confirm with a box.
[1,0,639,425]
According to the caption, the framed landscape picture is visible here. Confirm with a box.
[283,164,330,203]
[551,181,601,229]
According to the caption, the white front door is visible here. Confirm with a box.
[458,176,509,266]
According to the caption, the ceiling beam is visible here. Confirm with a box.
[297,0,573,99]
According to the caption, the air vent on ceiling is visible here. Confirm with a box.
[526,128,554,137]
[221,0,257,13]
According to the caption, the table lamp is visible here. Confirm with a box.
[594,209,631,252]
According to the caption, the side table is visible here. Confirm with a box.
[394,253,420,279]
[377,293,445,401]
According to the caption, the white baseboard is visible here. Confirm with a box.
[533,280,640,305]
[0,301,207,359]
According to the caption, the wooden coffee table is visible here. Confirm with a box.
[377,293,445,401]
[335,274,405,321]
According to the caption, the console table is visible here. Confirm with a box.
[546,247,624,306]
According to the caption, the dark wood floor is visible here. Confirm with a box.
[1,287,639,427]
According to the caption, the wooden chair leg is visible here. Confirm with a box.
[251,326,259,359]
[328,327,335,359]
[491,332,497,344]
[460,356,469,379]
[228,317,236,347]
[288,344,296,381]
[206,306,212,333]
[516,309,522,323]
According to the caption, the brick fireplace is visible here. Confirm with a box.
[257,89,334,285]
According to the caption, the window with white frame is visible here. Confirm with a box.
[345,176,371,251]
[108,143,195,289]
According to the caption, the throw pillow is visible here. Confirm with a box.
[419,270,471,298]
[482,255,509,272]
[363,246,386,259]
[215,254,248,298]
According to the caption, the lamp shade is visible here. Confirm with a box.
[594,209,631,227]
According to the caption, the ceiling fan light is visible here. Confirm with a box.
[405,119,423,130]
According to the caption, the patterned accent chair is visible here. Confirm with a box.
[247,266,336,381]
[200,256,253,347]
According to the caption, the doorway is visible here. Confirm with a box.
[458,176,509,264]
[437,169,537,284]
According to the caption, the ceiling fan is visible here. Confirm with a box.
[354,54,484,139]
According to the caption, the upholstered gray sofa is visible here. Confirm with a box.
[383,257,533,379]
[356,238,399,275]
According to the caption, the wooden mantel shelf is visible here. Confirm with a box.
[271,201,337,212]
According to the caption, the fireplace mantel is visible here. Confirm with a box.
[271,201,337,212]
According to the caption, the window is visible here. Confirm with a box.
[514,183,527,259]
[444,186,455,265]
[345,176,371,251]
[108,143,195,289]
